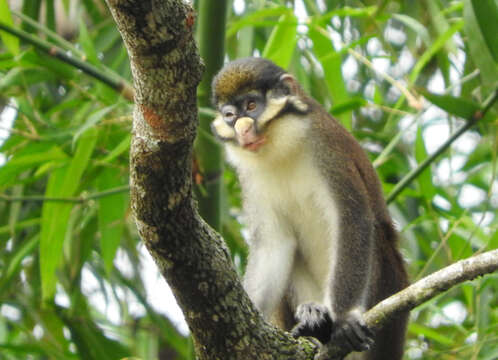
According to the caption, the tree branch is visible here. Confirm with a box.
[0,185,129,203]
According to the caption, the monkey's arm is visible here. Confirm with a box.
[243,219,296,319]
[329,162,376,350]
[293,159,376,351]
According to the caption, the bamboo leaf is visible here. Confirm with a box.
[78,19,99,64]
[226,6,289,38]
[19,50,75,79]
[464,0,498,87]
[392,14,431,47]
[316,6,377,21]
[73,105,116,146]
[97,168,127,273]
[419,89,481,119]
[262,11,297,69]
[410,20,464,84]
[415,124,436,200]
[408,323,455,346]
[0,0,19,55]
[100,134,131,163]
[470,0,498,62]
[62,311,131,360]
[40,128,97,301]
[0,67,56,90]
[40,167,70,302]
[0,235,39,294]
[330,98,367,116]
[309,21,351,129]
[0,144,68,189]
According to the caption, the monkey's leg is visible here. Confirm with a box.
[243,235,296,319]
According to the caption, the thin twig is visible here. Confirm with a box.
[0,22,134,101]
[386,88,498,204]
[12,10,84,57]
[0,185,130,203]
[347,47,423,110]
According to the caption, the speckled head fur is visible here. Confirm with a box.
[212,57,286,106]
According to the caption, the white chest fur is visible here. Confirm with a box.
[226,115,341,307]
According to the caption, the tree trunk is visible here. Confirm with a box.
[105,0,316,358]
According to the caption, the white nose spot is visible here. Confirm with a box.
[234,117,254,136]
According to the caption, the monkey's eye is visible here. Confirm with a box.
[246,100,257,111]
[222,106,237,125]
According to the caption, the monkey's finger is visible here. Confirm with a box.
[291,324,305,338]
[358,320,375,338]
[333,325,357,352]
[349,321,374,349]
[337,322,371,352]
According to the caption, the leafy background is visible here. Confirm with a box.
[0,0,497,359]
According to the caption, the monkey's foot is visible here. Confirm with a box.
[291,303,333,344]
[331,313,374,352]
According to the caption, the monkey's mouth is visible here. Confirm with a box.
[242,136,267,151]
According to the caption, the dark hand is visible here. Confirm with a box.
[291,303,333,344]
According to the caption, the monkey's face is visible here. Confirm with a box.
[212,90,269,151]
[211,58,309,152]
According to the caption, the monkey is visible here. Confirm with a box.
[210,57,408,360]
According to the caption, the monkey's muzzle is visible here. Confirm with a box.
[234,117,267,151]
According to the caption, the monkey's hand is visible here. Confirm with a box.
[291,303,333,344]
[329,310,374,352]
[291,303,374,352]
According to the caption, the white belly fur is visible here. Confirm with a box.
[226,114,341,310]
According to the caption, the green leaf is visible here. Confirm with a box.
[236,26,254,58]
[419,89,481,119]
[62,312,131,360]
[40,128,97,301]
[410,20,464,84]
[78,19,99,64]
[309,20,351,129]
[0,144,68,189]
[100,134,131,163]
[45,0,55,31]
[0,67,56,91]
[464,0,498,87]
[330,98,367,116]
[317,6,377,21]
[226,6,289,38]
[40,167,71,302]
[73,105,116,146]
[408,323,455,346]
[0,0,19,55]
[0,217,39,235]
[470,0,498,62]
[262,11,297,69]
[415,123,436,200]
[19,50,75,79]
[392,14,431,47]
[97,168,127,273]
[0,234,39,294]
[425,0,457,54]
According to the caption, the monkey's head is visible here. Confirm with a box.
[211,57,309,152]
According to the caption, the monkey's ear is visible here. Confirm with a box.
[279,73,299,95]
[278,73,309,113]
